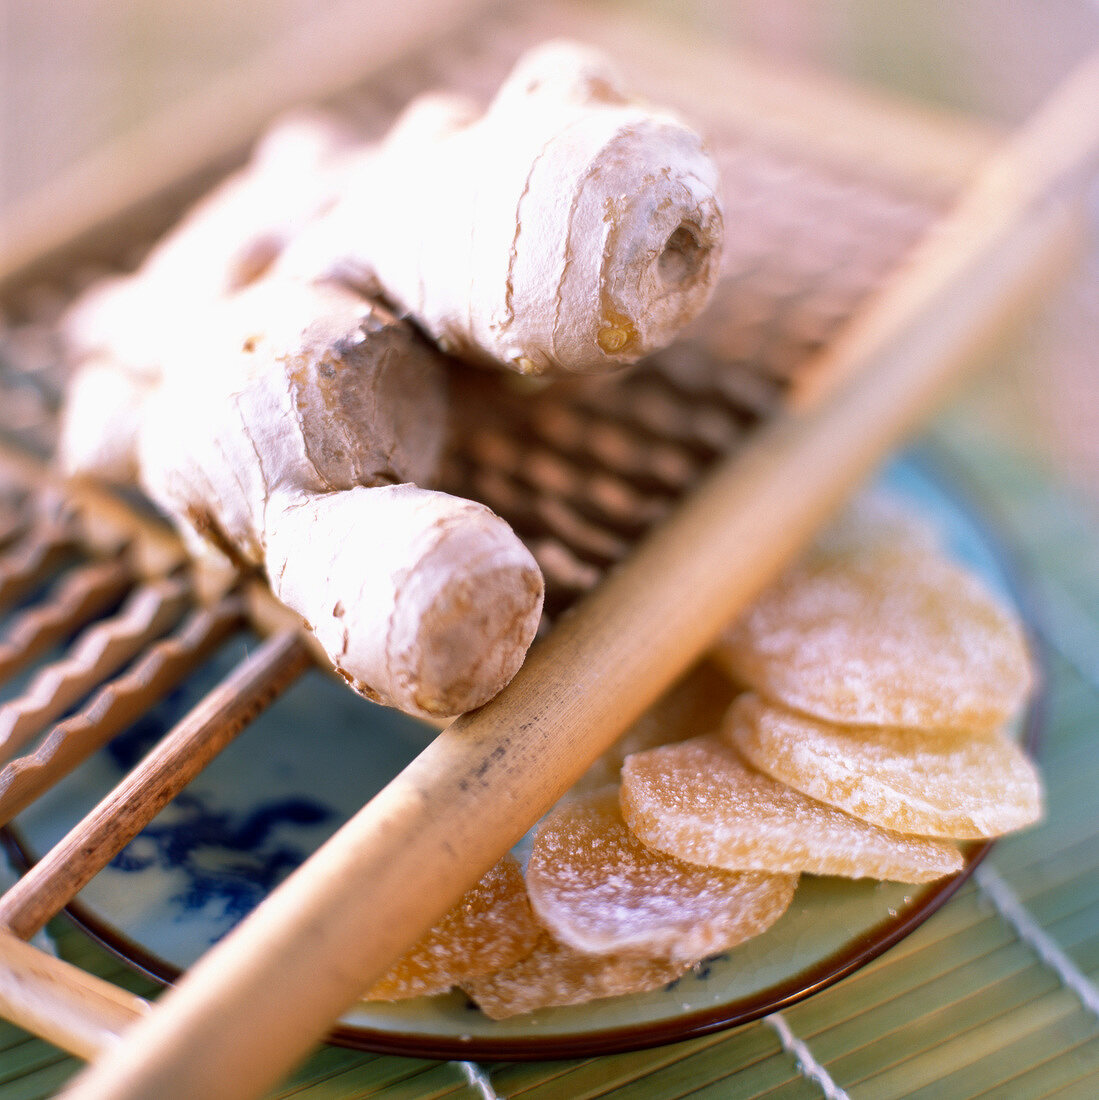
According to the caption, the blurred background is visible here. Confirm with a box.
[1,0,1097,508]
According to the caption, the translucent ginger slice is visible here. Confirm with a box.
[715,517,1032,733]
[811,490,944,563]
[620,733,964,882]
[363,854,539,1000]
[728,694,1043,840]
[573,661,736,794]
[461,931,691,1019]
[526,788,797,960]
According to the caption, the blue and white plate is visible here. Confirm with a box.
[3,454,1043,1060]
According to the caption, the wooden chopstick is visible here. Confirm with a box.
[58,48,1099,1100]
[0,630,311,941]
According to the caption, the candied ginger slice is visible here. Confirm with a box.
[620,733,964,882]
[573,661,736,794]
[364,854,539,1001]
[526,787,796,960]
[715,521,1032,733]
[728,694,1043,840]
[812,490,944,562]
[461,931,691,1019]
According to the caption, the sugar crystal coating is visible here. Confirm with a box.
[363,854,540,1000]
[461,931,691,1019]
[728,694,1043,839]
[715,509,1032,732]
[526,787,796,959]
[573,661,736,794]
[620,733,963,881]
[811,491,944,562]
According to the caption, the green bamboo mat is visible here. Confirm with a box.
[4,396,1099,1099]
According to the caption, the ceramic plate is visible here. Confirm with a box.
[2,454,1042,1060]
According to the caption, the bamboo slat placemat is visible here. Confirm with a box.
[1,3,1097,1096]
[0,381,1095,1100]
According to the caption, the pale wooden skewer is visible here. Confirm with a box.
[57,44,1099,1096]
[0,931,147,1060]
[0,0,495,294]
[790,46,1099,411]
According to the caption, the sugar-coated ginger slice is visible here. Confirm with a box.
[620,733,964,882]
[727,694,1043,840]
[715,508,1032,733]
[363,855,540,1001]
[526,788,797,960]
[811,490,944,563]
[461,931,691,1019]
[573,661,736,794]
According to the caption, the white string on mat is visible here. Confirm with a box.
[765,1011,852,1100]
[456,1061,501,1100]
[975,862,1099,1021]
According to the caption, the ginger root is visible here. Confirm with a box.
[139,278,543,718]
[56,42,721,716]
[275,41,724,375]
[58,111,355,482]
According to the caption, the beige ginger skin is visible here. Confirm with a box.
[57,42,723,717]
[138,279,542,718]
[59,112,357,482]
[276,40,724,375]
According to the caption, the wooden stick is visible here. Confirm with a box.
[0,931,147,1060]
[58,46,1098,1096]
[790,45,1099,410]
[0,596,246,825]
[0,630,310,940]
[0,0,497,294]
[0,576,191,765]
[0,558,133,686]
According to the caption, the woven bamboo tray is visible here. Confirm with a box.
[0,1,1096,1096]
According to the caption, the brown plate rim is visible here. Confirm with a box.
[0,447,1048,1062]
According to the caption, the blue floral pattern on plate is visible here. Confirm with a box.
[2,454,1042,1058]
